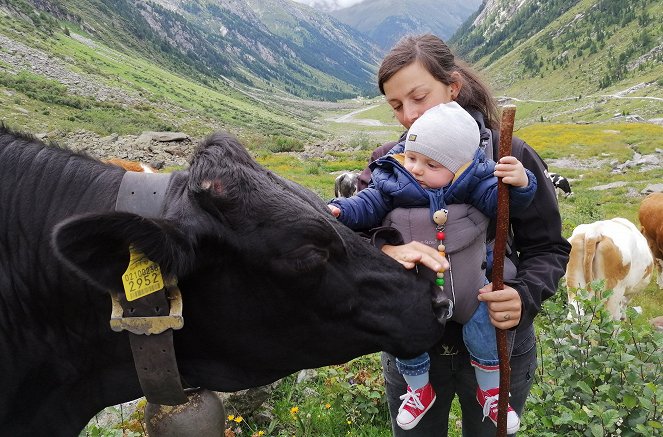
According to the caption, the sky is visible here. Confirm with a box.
[291,0,367,11]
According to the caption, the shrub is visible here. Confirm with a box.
[560,195,602,236]
[348,132,374,151]
[524,287,662,436]
[265,136,304,153]
[304,162,321,175]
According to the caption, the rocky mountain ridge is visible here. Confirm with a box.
[331,0,482,50]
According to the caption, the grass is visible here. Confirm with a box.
[516,122,663,159]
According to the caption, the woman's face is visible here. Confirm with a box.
[383,62,456,129]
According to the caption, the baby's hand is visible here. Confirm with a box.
[494,156,528,188]
[328,204,341,217]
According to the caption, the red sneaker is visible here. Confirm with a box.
[396,383,436,430]
[476,387,520,434]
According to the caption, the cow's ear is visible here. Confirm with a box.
[52,212,194,292]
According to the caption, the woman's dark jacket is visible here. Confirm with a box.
[358,111,571,352]
[330,143,537,230]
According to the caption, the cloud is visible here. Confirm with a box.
[292,0,366,11]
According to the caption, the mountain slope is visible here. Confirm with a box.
[0,1,339,141]
[3,0,382,100]
[449,0,663,123]
[331,0,482,50]
[149,0,383,98]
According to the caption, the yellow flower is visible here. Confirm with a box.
[325,403,331,409]
[258,432,265,436]
[347,420,352,425]
[290,406,299,415]
[234,416,243,423]
[227,414,235,421]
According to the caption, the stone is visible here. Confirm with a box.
[641,184,663,194]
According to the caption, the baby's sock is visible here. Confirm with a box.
[403,372,429,390]
[475,367,499,391]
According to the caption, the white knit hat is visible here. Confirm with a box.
[404,101,480,174]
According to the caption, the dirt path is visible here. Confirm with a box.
[331,104,397,126]
[500,81,663,104]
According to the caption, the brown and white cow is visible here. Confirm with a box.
[106,157,159,173]
[565,217,654,319]
[639,192,663,289]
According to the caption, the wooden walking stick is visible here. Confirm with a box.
[493,105,516,437]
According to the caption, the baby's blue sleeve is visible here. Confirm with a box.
[508,169,538,212]
[329,187,392,231]
[466,165,537,218]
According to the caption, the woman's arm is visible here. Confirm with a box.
[357,142,397,191]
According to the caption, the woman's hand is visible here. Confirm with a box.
[477,283,522,329]
[382,241,449,272]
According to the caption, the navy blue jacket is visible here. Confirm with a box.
[330,143,537,231]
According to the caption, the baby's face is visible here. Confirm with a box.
[404,151,454,189]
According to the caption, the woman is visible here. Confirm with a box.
[359,34,570,436]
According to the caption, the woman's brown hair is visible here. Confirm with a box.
[378,34,500,129]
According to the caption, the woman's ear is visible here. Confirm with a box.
[450,71,463,99]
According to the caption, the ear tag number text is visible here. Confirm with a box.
[122,247,165,301]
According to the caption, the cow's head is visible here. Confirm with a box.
[52,132,443,390]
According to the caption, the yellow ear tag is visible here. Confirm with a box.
[122,246,165,301]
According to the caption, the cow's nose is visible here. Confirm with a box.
[432,289,453,325]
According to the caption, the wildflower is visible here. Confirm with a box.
[290,406,299,415]
[258,432,265,436]
[325,403,331,409]
[227,414,235,421]
[234,416,243,423]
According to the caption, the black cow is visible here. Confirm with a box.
[0,125,444,436]
[549,172,573,197]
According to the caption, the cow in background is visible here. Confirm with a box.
[0,125,445,435]
[639,192,663,288]
[106,157,159,173]
[565,217,654,320]
[548,172,573,197]
[334,171,359,198]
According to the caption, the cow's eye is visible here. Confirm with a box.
[271,244,329,275]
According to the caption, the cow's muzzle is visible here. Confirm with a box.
[432,287,453,325]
